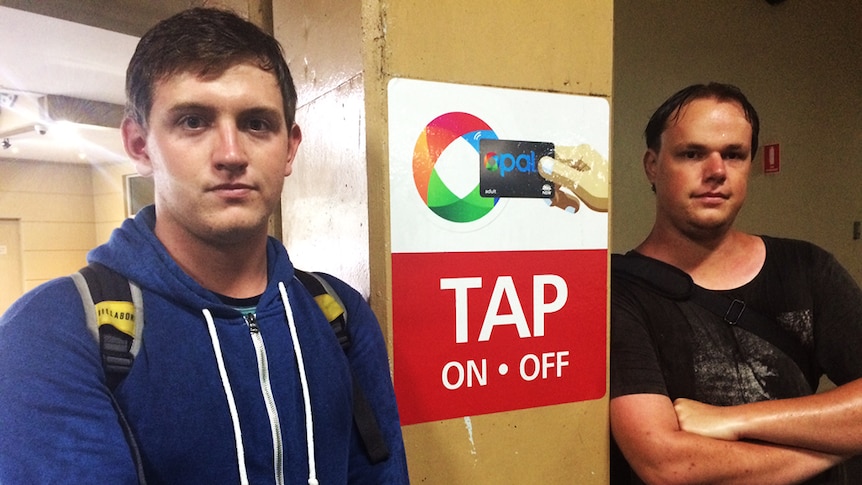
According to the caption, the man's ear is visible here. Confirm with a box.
[121,117,153,177]
[643,149,658,187]
[284,123,303,177]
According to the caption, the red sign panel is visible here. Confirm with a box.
[392,249,607,425]
[763,143,780,174]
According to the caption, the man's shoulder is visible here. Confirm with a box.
[761,234,829,253]
[289,269,379,330]
[761,235,834,269]
[310,271,356,293]
[1,276,83,324]
[306,272,368,307]
[610,252,688,298]
[0,275,96,389]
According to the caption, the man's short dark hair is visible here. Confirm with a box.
[125,7,298,128]
[644,82,760,159]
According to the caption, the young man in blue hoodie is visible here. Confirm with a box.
[0,7,408,484]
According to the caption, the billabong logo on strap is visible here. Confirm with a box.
[95,301,135,336]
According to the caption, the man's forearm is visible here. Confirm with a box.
[612,394,843,485]
[628,433,842,485]
[675,378,862,455]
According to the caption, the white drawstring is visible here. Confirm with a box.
[202,308,250,485]
[278,282,319,485]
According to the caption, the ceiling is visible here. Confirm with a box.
[0,2,194,164]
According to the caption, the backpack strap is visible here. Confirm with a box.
[611,253,815,388]
[73,262,144,390]
[294,270,350,349]
[72,262,147,484]
[73,263,145,387]
[294,269,391,464]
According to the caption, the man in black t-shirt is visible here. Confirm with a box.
[610,83,862,484]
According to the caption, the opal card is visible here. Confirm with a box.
[479,139,555,198]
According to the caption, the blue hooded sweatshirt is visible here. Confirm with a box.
[0,206,409,484]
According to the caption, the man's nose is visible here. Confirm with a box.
[213,123,247,170]
[703,152,727,181]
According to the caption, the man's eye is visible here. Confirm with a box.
[683,150,700,159]
[247,119,271,132]
[180,116,206,129]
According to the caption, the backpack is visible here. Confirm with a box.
[71,262,390,482]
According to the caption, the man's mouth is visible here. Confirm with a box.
[210,183,255,197]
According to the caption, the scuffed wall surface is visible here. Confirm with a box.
[275,0,371,297]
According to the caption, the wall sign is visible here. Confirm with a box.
[388,79,609,425]
[763,143,780,174]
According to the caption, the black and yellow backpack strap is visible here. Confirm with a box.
[71,263,145,390]
[71,262,147,484]
[294,269,350,349]
[293,269,391,464]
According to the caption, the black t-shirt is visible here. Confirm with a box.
[610,236,862,484]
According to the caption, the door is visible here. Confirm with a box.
[0,219,23,316]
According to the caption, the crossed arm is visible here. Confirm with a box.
[610,393,846,485]
[674,377,862,456]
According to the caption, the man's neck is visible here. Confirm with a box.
[636,225,765,290]
[156,226,270,299]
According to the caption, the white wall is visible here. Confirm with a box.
[275,0,370,298]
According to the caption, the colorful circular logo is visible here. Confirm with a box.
[412,112,499,223]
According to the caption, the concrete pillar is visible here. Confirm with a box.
[277,1,612,482]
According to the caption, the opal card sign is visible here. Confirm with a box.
[388,78,609,425]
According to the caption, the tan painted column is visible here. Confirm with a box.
[363,2,612,483]
[277,0,612,482]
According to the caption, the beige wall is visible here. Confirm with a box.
[612,0,862,283]
[0,158,134,304]
[0,160,94,293]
